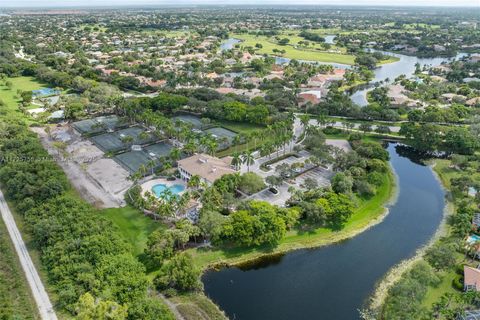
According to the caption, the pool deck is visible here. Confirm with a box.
[140,178,187,197]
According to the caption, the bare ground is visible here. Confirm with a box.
[31,125,131,208]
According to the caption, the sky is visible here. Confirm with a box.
[0,0,479,7]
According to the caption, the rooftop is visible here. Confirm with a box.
[177,153,235,183]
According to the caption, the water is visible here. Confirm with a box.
[350,51,468,106]
[152,183,185,198]
[203,144,445,320]
[324,35,336,44]
[220,38,241,51]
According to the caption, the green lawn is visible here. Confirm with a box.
[188,170,395,269]
[170,292,227,320]
[0,76,47,122]
[421,263,461,309]
[101,206,165,257]
[233,33,356,65]
[214,120,265,134]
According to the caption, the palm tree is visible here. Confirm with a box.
[187,175,201,189]
[169,147,181,163]
[138,164,148,177]
[183,142,197,155]
[147,159,157,176]
[242,151,255,172]
[299,114,310,132]
[231,152,242,170]
[232,135,241,152]
[317,114,327,128]
[206,140,218,156]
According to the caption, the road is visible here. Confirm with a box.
[0,189,57,320]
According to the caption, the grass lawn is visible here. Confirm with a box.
[169,292,227,320]
[214,120,265,134]
[101,206,165,257]
[0,216,39,320]
[233,33,356,65]
[214,120,270,157]
[0,76,47,122]
[421,263,461,309]
[188,169,395,269]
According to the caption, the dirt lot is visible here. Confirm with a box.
[31,124,132,208]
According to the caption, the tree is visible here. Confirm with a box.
[231,152,242,170]
[358,123,372,134]
[444,127,478,155]
[242,151,255,172]
[425,242,458,271]
[198,209,226,243]
[238,172,266,195]
[126,297,174,320]
[303,177,318,190]
[187,175,201,189]
[154,253,201,292]
[169,147,181,162]
[145,229,175,268]
[75,293,128,320]
[266,175,283,188]
[331,172,353,194]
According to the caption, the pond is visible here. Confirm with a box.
[202,143,445,320]
[350,51,468,106]
[220,38,241,51]
[324,35,336,44]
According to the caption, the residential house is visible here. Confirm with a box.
[464,266,480,291]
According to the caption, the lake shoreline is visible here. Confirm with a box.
[195,165,397,271]
[367,162,452,312]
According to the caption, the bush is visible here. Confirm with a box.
[322,126,342,135]
[452,275,464,291]
[238,172,266,195]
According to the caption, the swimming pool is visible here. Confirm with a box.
[467,234,480,244]
[152,183,185,198]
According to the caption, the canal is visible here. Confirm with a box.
[203,143,445,320]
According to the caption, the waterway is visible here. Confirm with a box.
[350,51,468,106]
[203,143,445,320]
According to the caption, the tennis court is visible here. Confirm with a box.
[114,141,174,174]
[90,132,124,152]
[72,115,126,135]
[90,127,156,153]
[172,114,203,128]
[204,127,237,149]
[144,142,173,158]
[115,150,155,173]
[32,88,60,97]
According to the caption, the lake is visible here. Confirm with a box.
[350,51,468,106]
[203,143,446,320]
[220,38,241,51]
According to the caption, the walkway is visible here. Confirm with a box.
[0,189,57,320]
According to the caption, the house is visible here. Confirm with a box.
[466,97,480,107]
[298,90,321,107]
[177,153,235,185]
[387,84,419,107]
[464,266,480,291]
[457,310,480,320]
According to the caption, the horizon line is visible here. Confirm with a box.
[1,4,479,9]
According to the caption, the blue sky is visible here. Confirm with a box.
[1,0,479,7]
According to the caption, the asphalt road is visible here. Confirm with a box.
[0,189,57,320]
